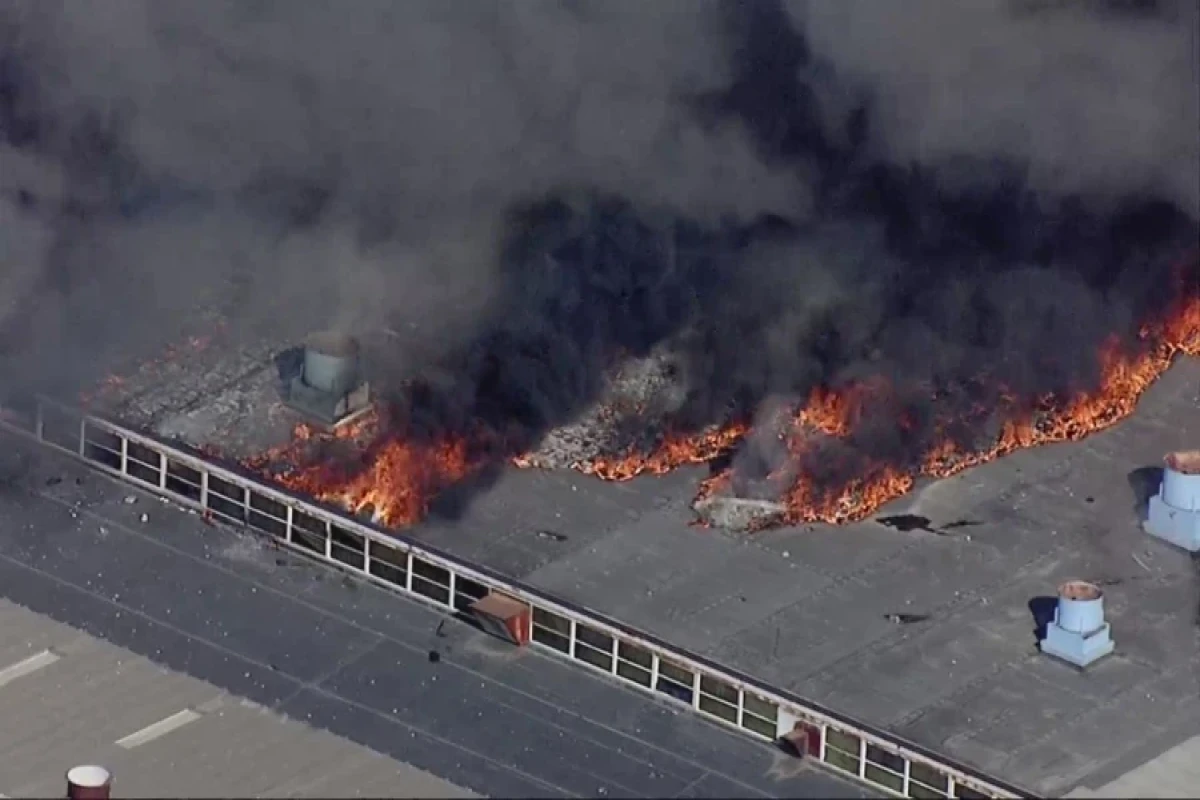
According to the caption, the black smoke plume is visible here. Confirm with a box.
[0,1,1196,512]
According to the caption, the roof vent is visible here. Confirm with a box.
[280,332,372,429]
[1039,580,1114,669]
[66,765,111,800]
[1144,450,1200,552]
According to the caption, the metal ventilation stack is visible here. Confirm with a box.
[1039,580,1114,669]
[1145,450,1200,552]
[66,765,112,800]
[280,332,372,428]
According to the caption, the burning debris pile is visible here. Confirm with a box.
[510,347,693,471]
[247,256,1199,532]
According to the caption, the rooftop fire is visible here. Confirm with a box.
[244,253,1199,531]
[8,2,1192,538]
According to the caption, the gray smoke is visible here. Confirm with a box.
[0,0,1196,482]
[791,0,1199,215]
[0,0,801,392]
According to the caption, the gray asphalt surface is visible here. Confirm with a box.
[0,437,871,799]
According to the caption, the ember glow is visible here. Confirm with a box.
[248,261,1200,531]
[78,330,223,407]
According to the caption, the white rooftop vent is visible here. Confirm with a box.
[1145,450,1200,552]
[1039,580,1115,669]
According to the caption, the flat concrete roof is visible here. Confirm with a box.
[0,598,472,799]
[1066,733,1200,799]
[75,324,1200,796]
[0,435,867,799]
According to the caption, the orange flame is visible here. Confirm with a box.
[248,256,1200,531]
[296,435,475,526]
[565,422,750,481]
[244,412,485,526]
[712,277,1200,527]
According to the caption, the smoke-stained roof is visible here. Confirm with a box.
[79,323,1200,796]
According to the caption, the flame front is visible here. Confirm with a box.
[244,414,486,527]
[564,423,750,481]
[248,261,1200,531]
[708,282,1200,527]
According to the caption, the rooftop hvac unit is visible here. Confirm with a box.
[1145,450,1200,552]
[1039,580,1114,669]
[279,332,372,428]
[469,592,531,647]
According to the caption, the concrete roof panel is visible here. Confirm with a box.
[21,323,1200,795]
[0,436,865,798]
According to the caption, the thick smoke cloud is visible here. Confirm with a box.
[0,0,1197,502]
[0,0,799,393]
[792,0,1199,216]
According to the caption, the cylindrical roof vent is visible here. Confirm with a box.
[1162,451,1200,512]
[66,765,112,800]
[1056,580,1105,635]
[302,332,360,396]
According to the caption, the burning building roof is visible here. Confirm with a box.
[59,317,1200,797]
[2,0,1200,795]
[239,269,1199,532]
[2,1,1197,525]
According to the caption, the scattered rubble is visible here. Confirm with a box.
[692,494,787,532]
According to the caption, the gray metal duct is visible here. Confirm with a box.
[302,332,360,396]
[280,331,372,428]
